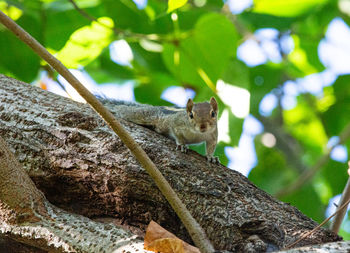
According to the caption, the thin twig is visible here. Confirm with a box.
[68,0,121,34]
[0,11,215,253]
[275,123,350,198]
[68,0,167,42]
[331,161,350,233]
[285,197,350,249]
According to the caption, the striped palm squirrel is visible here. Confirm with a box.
[101,97,219,163]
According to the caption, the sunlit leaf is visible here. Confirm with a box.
[284,98,328,153]
[56,17,113,68]
[45,8,93,50]
[287,35,318,76]
[0,1,22,20]
[85,51,135,83]
[253,0,329,17]
[167,0,187,13]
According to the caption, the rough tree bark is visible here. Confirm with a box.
[0,135,148,252]
[0,75,342,252]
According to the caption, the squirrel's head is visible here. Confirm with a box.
[186,97,218,133]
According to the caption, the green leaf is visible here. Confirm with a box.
[227,111,244,146]
[162,13,237,89]
[134,72,180,105]
[283,97,328,154]
[85,50,135,83]
[253,0,329,17]
[287,35,319,76]
[281,184,325,223]
[0,14,40,82]
[320,160,348,197]
[167,0,187,13]
[103,0,154,33]
[239,13,295,30]
[55,17,113,68]
[322,75,350,136]
[339,224,350,240]
[222,59,250,90]
[249,64,283,115]
[45,8,92,50]
[249,142,296,194]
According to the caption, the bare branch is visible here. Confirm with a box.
[285,197,350,249]
[275,123,350,198]
[68,0,166,42]
[331,161,350,233]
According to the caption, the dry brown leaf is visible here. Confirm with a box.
[146,238,184,253]
[144,220,200,253]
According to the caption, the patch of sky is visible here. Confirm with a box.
[326,193,350,234]
[57,69,99,103]
[98,82,135,102]
[295,70,337,97]
[55,69,135,102]
[237,39,268,67]
[110,40,133,67]
[280,32,294,54]
[281,80,298,110]
[161,87,196,107]
[259,69,337,114]
[319,17,350,75]
[132,0,147,9]
[237,28,294,67]
[226,0,253,14]
[217,80,250,118]
[40,72,68,98]
[259,93,278,116]
[327,136,348,163]
[225,115,263,176]
[326,194,342,219]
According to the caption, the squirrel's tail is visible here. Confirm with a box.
[99,98,161,127]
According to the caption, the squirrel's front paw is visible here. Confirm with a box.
[207,155,220,164]
[176,144,188,153]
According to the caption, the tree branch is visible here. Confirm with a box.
[0,136,148,252]
[0,11,214,253]
[285,196,350,249]
[331,161,350,233]
[0,74,342,251]
[275,123,350,198]
[68,0,170,42]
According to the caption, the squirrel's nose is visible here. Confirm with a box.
[200,124,206,132]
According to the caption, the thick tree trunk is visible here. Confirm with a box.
[0,135,147,252]
[0,75,342,252]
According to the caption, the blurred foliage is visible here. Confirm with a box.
[1,0,350,236]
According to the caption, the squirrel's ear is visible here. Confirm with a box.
[186,98,194,112]
[210,97,218,112]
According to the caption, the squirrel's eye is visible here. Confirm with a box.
[189,112,194,119]
[211,111,216,118]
